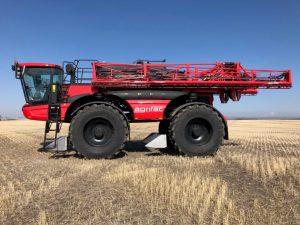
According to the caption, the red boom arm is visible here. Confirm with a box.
[91,62,291,91]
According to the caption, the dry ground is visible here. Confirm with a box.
[0,120,299,225]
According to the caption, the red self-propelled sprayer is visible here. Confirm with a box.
[12,59,292,158]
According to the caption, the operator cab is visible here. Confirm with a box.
[12,63,63,105]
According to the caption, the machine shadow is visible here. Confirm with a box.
[123,140,180,157]
[38,142,84,160]
[49,152,85,159]
[37,140,180,160]
[123,140,150,153]
[222,141,240,146]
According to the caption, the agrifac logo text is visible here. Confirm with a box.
[134,106,164,113]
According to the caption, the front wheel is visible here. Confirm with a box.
[70,104,128,159]
[169,105,224,156]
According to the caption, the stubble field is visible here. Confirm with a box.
[0,120,299,225]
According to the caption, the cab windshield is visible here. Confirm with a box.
[22,67,63,104]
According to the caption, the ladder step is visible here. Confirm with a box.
[43,120,62,150]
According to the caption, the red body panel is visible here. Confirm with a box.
[127,100,170,120]
[22,104,48,121]
[65,85,94,97]
[61,103,71,120]
[22,103,70,121]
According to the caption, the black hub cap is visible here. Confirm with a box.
[185,118,212,145]
[84,118,113,147]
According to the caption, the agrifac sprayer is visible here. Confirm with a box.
[12,59,292,158]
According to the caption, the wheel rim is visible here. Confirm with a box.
[184,118,212,145]
[84,118,113,147]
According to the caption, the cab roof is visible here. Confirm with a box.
[17,62,62,69]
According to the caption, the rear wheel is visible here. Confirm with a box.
[70,104,128,159]
[170,105,224,156]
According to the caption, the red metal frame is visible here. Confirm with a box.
[91,62,291,90]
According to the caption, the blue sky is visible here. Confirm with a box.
[0,0,299,118]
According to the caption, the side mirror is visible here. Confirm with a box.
[66,63,76,83]
[66,63,75,75]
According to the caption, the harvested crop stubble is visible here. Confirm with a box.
[0,120,299,224]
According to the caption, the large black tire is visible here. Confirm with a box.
[169,105,224,156]
[70,104,128,159]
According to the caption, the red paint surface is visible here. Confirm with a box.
[17,62,62,69]
[127,100,170,120]
[66,85,93,97]
[22,103,70,121]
